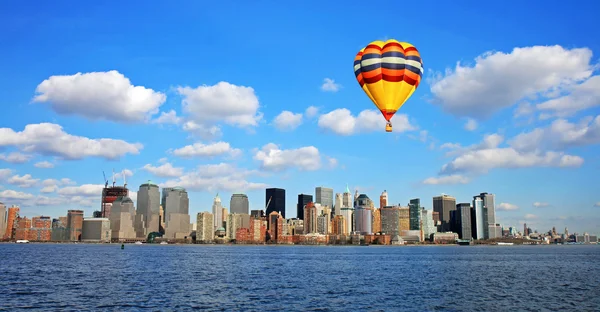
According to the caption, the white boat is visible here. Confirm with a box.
[496,242,514,246]
[15,240,29,244]
[160,241,168,245]
[135,241,143,245]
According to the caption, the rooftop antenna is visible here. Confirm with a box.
[112,168,116,187]
[122,170,127,188]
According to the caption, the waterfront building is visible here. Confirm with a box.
[452,203,472,240]
[315,187,333,213]
[67,210,84,241]
[420,209,437,241]
[212,194,223,231]
[226,213,250,240]
[0,202,6,238]
[342,185,352,208]
[409,198,421,230]
[163,187,191,239]
[4,205,19,240]
[81,218,111,243]
[266,188,286,220]
[354,206,372,235]
[297,193,312,220]
[267,211,284,242]
[110,197,137,241]
[304,202,318,234]
[51,218,68,241]
[14,217,31,240]
[372,208,381,234]
[332,215,346,235]
[399,206,410,232]
[30,216,52,241]
[334,193,343,217]
[381,206,400,237]
[230,193,249,215]
[136,181,161,236]
[317,214,329,235]
[433,194,456,232]
[196,212,214,242]
[340,207,354,234]
[471,196,486,239]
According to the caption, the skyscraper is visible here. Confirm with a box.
[473,192,498,239]
[453,203,472,240]
[409,198,421,230]
[266,188,286,220]
[212,194,223,231]
[471,196,485,239]
[433,194,456,232]
[230,193,249,215]
[67,209,84,241]
[297,193,312,220]
[380,190,388,208]
[315,187,333,210]
[163,187,191,239]
[0,202,6,238]
[137,181,160,235]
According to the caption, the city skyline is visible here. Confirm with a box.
[0,1,599,235]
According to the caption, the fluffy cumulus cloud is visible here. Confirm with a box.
[429,45,595,119]
[152,110,182,125]
[422,174,470,185]
[533,202,549,208]
[161,163,268,192]
[8,174,39,188]
[34,161,55,168]
[142,163,184,178]
[253,143,331,171]
[0,152,33,164]
[437,133,583,175]
[535,76,600,119]
[1,180,103,208]
[33,70,166,122]
[40,178,75,193]
[0,189,35,200]
[182,121,223,140]
[0,123,142,160]
[0,168,12,180]
[318,108,416,135]
[172,142,242,158]
[497,203,519,211]
[321,78,341,92]
[177,82,263,137]
[272,111,303,131]
[508,115,600,152]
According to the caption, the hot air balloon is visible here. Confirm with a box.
[354,39,423,132]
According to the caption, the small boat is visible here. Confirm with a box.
[160,241,168,245]
[496,242,514,246]
[135,241,143,245]
[457,239,472,246]
[15,240,29,244]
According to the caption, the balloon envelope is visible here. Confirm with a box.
[354,39,423,132]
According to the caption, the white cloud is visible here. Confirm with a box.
[33,70,166,122]
[0,169,13,180]
[464,118,478,131]
[422,174,470,185]
[253,143,323,171]
[152,110,182,125]
[182,121,223,140]
[142,163,184,178]
[438,133,584,175]
[497,203,519,211]
[318,108,416,135]
[525,213,537,220]
[161,163,268,193]
[0,189,35,200]
[321,78,341,92]
[177,82,263,134]
[594,202,600,207]
[0,152,33,164]
[8,174,39,188]
[57,184,104,197]
[326,156,338,169]
[535,76,600,119]
[440,142,461,150]
[41,179,61,193]
[429,45,594,119]
[172,142,242,158]
[0,123,142,160]
[34,161,55,168]
[273,111,303,131]
[533,202,549,208]
[158,157,168,164]
[305,106,319,118]
[509,115,600,152]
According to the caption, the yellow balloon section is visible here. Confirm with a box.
[354,39,424,132]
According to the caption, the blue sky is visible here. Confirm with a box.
[1,0,599,234]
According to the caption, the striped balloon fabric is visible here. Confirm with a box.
[354,39,424,132]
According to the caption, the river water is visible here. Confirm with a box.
[0,244,598,311]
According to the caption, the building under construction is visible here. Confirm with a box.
[101,170,129,218]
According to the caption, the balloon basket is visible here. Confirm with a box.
[385,123,392,132]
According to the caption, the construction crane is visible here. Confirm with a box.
[112,168,116,187]
[122,170,127,188]
[102,171,108,188]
